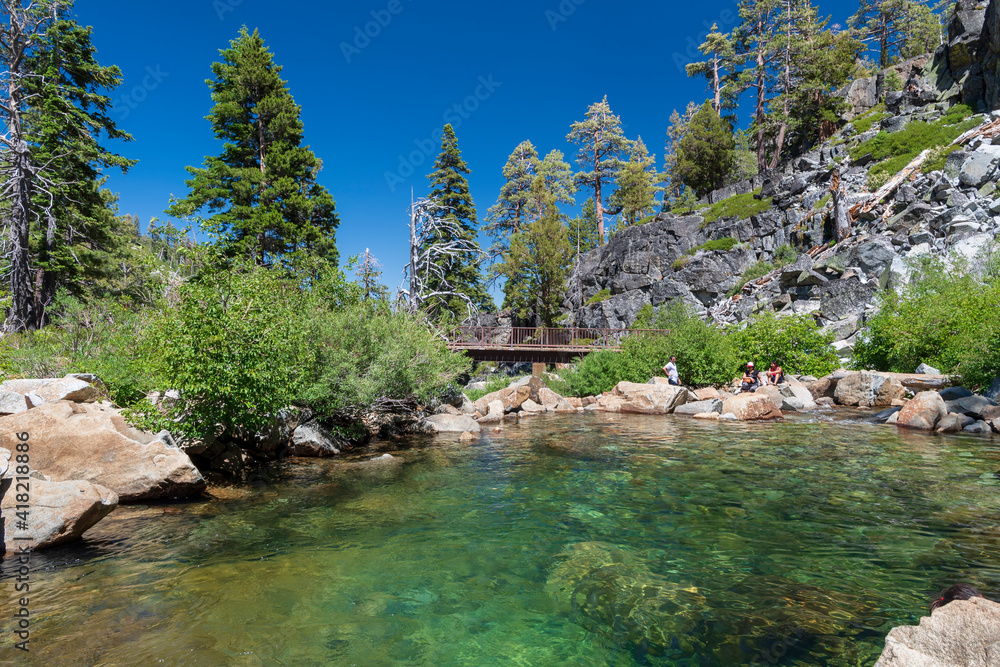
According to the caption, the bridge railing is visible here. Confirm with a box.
[447,327,668,351]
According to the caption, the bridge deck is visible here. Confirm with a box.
[446,327,667,363]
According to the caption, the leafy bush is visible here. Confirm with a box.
[851,104,887,134]
[702,191,772,224]
[814,194,832,210]
[730,311,840,378]
[688,237,740,254]
[728,261,775,297]
[586,289,611,305]
[551,350,630,398]
[672,256,692,271]
[852,254,1000,389]
[923,144,962,173]
[774,244,797,265]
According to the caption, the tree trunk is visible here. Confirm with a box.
[712,52,721,113]
[831,169,850,242]
[594,146,604,245]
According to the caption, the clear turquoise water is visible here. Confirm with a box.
[4,412,1000,666]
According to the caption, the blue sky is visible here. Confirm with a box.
[78,0,852,296]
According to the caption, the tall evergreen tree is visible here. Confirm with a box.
[495,177,572,327]
[568,198,600,255]
[850,0,930,68]
[676,101,735,198]
[167,27,339,269]
[25,4,136,323]
[484,140,539,253]
[662,103,699,209]
[609,137,661,226]
[567,96,632,245]
[423,123,491,318]
[686,24,738,115]
[733,0,783,172]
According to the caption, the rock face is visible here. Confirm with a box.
[722,394,783,421]
[597,382,688,414]
[1,448,118,553]
[0,402,205,502]
[675,398,724,415]
[897,391,949,430]
[874,597,1000,667]
[0,377,100,405]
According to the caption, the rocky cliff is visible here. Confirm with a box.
[563,0,1000,365]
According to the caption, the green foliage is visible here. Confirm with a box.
[814,194,832,210]
[609,137,662,226]
[728,260,775,296]
[923,144,962,173]
[167,27,339,270]
[688,237,740,255]
[586,289,611,305]
[730,311,840,378]
[671,256,692,271]
[676,100,735,198]
[883,69,904,93]
[851,107,979,189]
[550,350,629,398]
[702,191,772,224]
[774,244,797,265]
[567,198,601,254]
[423,123,492,318]
[464,375,525,403]
[852,253,1000,389]
[850,104,887,134]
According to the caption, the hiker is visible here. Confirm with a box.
[766,361,784,385]
[741,362,761,393]
[662,356,680,386]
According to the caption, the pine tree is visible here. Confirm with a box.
[534,150,576,212]
[850,0,929,68]
[568,198,600,255]
[496,177,572,326]
[167,27,339,269]
[25,4,137,322]
[484,140,538,253]
[676,101,735,198]
[733,0,783,172]
[900,0,945,59]
[609,137,661,226]
[353,248,387,301]
[685,24,738,115]
[423,123,491,318]
[662,103,699,209]
[566,96,632,245]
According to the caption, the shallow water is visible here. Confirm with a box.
[3,412,1000,666]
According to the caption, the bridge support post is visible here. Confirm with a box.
[532,362,546,378]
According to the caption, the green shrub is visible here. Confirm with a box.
[850,105,888,134]
[883,69,904,93]
[672,256,692,271]
[586,289,611,306]
[728,260,775,297]
[923,144,962,173]
[852,253,1000,389]
[702,191,772,224]
[774,244,797,266]
[814,194,832,210]
[730,311,840,378]
[550,350,630,397]
[688,237,740,255]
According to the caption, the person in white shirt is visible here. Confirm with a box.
[662,356,680,386]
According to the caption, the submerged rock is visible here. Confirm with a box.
[874,598,1000,667]
[418,414,482,435]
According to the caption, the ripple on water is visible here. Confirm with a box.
[5,413,1000,665]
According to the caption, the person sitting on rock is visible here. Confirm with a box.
[662,356,681,386]
[741,362,761,393]
[930,584,985,613]
[766,361,784,386]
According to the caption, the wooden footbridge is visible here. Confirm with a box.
[446,326,667,364]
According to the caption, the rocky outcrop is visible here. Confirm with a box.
[874,597,1000,666]
[1,448,118,554]
[834,371,907,407]
[0,402,205,502]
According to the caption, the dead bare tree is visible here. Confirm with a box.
[0,1,63,332]
[830,168,851,242]
[396,194,485,317]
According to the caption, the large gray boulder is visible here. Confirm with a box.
[674,399,723,416]
[834,372,907,408]
[0,402,205,502]
[288,422,342,457]
[597,382,688,414]
[418,414,482,434]
[1,448,118,554]
[0,376,100,405]
[874,597,1000,666]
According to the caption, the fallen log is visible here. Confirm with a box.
[849,149,930,219]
